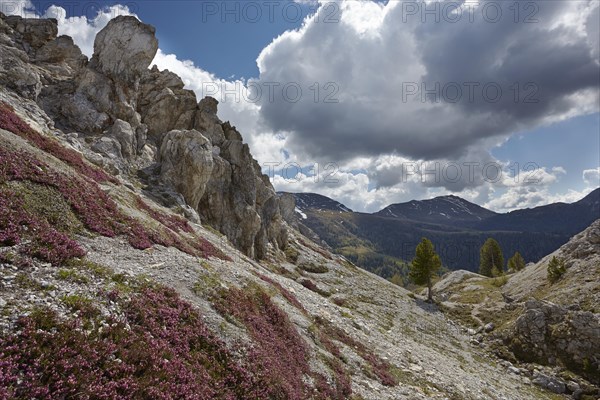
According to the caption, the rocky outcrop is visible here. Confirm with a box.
[159,130,213,211]
[189,102,287,259]
[90,17,157,82]
[138,66,197,139]
[0,12,287,259]
[507,299,600,384]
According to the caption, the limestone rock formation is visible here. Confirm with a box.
[0,12,287,259]
[90,16,158,82]
[508,299,600,384]
[159,129,214,211]
[139,66,197,139]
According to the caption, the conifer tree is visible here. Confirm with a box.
[547,256,566,283]
[507,251,526,272]
[409,238,442,302]
[479,238,504,277]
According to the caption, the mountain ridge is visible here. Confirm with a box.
[282,188,600,273]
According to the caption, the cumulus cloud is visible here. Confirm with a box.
[3,0,596,214]
[484,165,599,212]
[583,167,600,186]
[43,4,135,57]
[0,0,36,17]
[484,186,592,212]
[256,0,600,163]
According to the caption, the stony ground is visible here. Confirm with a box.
[3,222,568,399]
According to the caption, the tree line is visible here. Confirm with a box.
[408,237,565,302]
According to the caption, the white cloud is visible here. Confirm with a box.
[0,0,36,17]
[583,167,600,186]
[484,187,592,212]
[256,0,600,163]
[44,4,135,58]
[4,1,596,215]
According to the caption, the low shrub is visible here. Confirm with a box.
[257,273,306,314]
[300,279,331,297]
[491,275,508,287]
[284,246,300,263]
[0,145,228,263]
[0,286,271,399]
[213,285,312,399]
[0,187,85,266]
[315,317,397,387]
[0,101,117,184]
[135,196,193,234]
[298,262,329,274]
[547,256,567,284]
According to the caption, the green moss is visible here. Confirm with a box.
[56,268,89,284]
[284,246,300,263]
[60,294,100,319]
[298,262,329,274]
[111,273,128,284]
[491,275,508,287]
[15,273,44,290]
[200,260,212,270]
[28,306,59,330]
[65,258,112,278]
[193,273,223,298]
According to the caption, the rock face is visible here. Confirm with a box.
[507,299,600,384]
[190,103,287,259]
[0,12,287,259]
[159,130,213,211]
[90,16,158,81]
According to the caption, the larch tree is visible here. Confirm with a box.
[409,237,442,302]
[479,238,504,277]
[507,251,526,273]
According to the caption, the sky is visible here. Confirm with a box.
[2,0,599,213]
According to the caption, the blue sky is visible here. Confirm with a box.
[42,0,310,78]
[15,0,600,212]
[492,113,600,195]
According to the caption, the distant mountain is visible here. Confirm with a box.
[285,192,353,214]
[476,188,600,234]
[287,189,600,276]
[376,195,497,227]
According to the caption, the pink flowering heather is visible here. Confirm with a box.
[0,188,85,266]
[135,196,193,234]
[0,102,118,184]
[213,285,352,399]
[256,273,307,314]
[316,316,397,387]
[0,145,228,262]
[0,286,270,399]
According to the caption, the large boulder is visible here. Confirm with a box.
[36,35,86,70]
[507,299,600,384]
[47,16,159,134]
[90,16,158,81]
[159,130,214,211]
